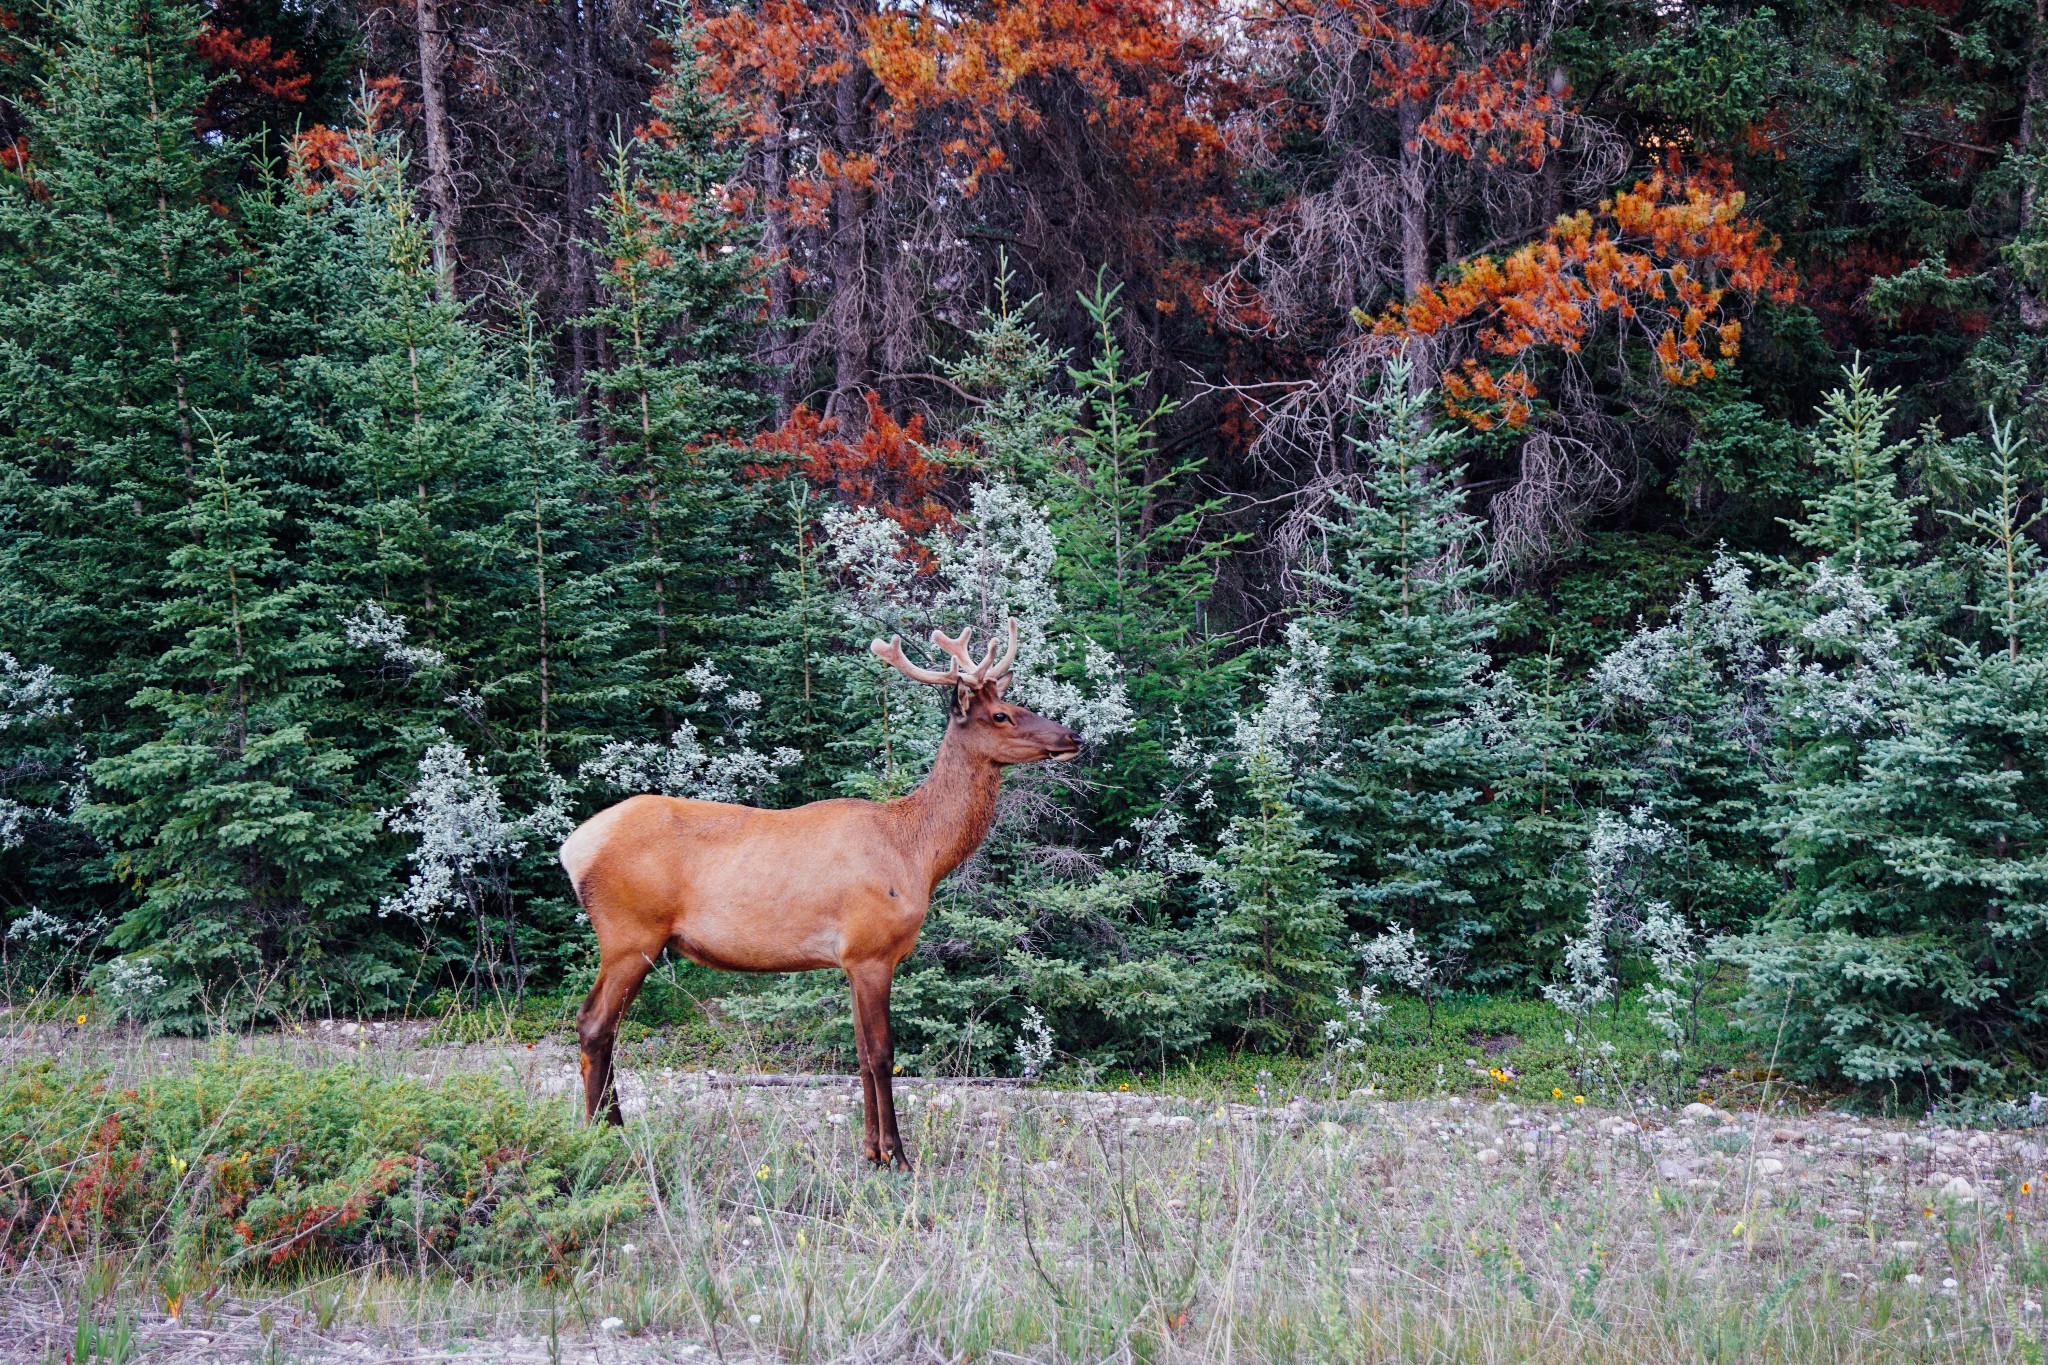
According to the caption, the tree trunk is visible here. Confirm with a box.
[2020,0,2048,329]
[1539,65,1568,229]
[1397,94,1430,394]
[761,95,794,421]
[829,57,870,424]
[561,0,598,426]
[414,0,460,293]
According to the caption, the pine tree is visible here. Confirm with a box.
[1306,358,1510,978]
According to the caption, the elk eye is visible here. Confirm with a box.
[992,712,1012,724]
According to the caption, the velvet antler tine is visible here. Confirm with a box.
[985,617,1020,681]
[871,635,959,687]
[929,626,980,676]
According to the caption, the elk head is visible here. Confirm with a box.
[871,618,1082,765]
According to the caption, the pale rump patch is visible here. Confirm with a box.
[560,802,630,896]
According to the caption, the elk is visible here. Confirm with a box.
[558,619,1080,1169]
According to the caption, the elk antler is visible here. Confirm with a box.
[929,618,1018,688]
[872,619,1020,689]
[870,635,960,687]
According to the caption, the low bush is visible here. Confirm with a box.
[0,1054,645,1275]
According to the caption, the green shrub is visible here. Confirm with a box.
[0,1054,645,1274]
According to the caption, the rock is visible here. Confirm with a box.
[1891,1240,1919,1254]
[1475,1148,1501,1165]
[1319,1121,1346,1138]
[1941,1176,1978,1202]
[1682,1103,1715,1119]
[1754,1158,1785,1176]
[1520,1141,1539,1156]
[1936,1142,1965,1161]
[1655,1157,1695,1181]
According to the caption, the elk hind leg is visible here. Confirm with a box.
[577,951,655,1126]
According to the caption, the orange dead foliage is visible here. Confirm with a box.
[744,393,957,547]
[197,24,311,104]
[1361,165,1797,429]
[696,0,1246,318]
[1261,0,1565,170]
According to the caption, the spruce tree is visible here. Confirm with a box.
[0,0,247,808]
[942,259,1079,490]
[84,422,376,1025]
[1306,359,1510,977]
[1728,404,2048,1093]
[1211,626,1344,1045]
[1049,277,1234,831]
[1787,361,1918,571]
[579,30,767,724]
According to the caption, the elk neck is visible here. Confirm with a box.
[889,718,1003,889]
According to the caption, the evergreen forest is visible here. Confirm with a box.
[3,0,2046,1106]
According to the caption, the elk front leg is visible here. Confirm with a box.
[848,969,881,1163]
[577,951,655,1126]
[849,961,909,1171]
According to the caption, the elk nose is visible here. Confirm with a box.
[1049,727,1083,761]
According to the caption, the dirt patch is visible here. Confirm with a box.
[1467,1030,1520,1058]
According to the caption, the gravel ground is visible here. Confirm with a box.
[3,1020,2045,1363]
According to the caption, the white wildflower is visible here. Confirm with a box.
[1324,980,1388,1055]
[1232,622,1331,772]
[938,481,1134,743]
[1770,561,1908,734]
[1016,1004,1055,1079]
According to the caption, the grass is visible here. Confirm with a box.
[423,970,1780,1111]
[1,1001,2045,1362]
[1089,982,1778,1110]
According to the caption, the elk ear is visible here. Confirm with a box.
[991,672,1013,698]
